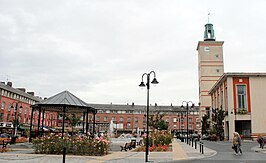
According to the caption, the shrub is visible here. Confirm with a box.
[141,130,172,152]
[32,133,110,156]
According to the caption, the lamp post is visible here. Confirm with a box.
[181,101,194,144]
[11,102,23,138]
[139,71,159,162]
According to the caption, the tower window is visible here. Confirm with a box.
[215,54,219,58]
[216,69,220,73]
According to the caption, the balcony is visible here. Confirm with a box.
[237,109,248,115]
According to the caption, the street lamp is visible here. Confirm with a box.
[139,71,159,162]
[11,102,23,138]
[181,101,194,144]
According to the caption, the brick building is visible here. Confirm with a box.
[0,81,199,136]
[88,103,200,135]
[0,82,57,135]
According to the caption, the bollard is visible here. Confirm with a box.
[189,138,191,146]
[199,142,202,153]
[62,147,66,163]
[201,142,204,154]
[195,140,197,149]
[192,138,194,147]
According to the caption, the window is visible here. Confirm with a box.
[127,117,131,122]
[143,117,146,123]
[96,116,100,122]
[0,113,3,121]
[119,117,123,122]
[127,123,131,129]
[134,117,138,122]
[104,116,108,122]
[1,102,5,110]
[236,85,247,109]
[188,124,192,129]
[188,118,192,122]
[8,104,11,112]
[173,118,177,123]
[7,114,10,121]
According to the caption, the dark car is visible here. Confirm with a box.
[0,133,11,138]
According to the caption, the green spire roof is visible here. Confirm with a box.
[204,23,216,41]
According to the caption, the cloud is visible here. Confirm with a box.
[0,0,266,105]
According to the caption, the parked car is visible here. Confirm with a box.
[0,133,11,138]
[201,134,210,140]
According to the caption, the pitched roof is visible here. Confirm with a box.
[32,90,95,113]
[0,82,41,102]
[40,90,88,106]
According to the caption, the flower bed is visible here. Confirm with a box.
[32,134,110,156]
[135,144,171,152]
[136,131,172,152]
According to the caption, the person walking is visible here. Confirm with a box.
[232,132,242,155]
[236,132,242,155]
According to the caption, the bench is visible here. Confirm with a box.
[129,141,136,148]
[120,143,131,151]
[0,140,11,149]
[136,140,143,146]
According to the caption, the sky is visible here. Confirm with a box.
[1,0,266,106]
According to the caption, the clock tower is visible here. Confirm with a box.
[197,23,224,128]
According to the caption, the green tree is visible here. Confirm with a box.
[201,114,210,135]
[149,112,168,131]
[211,109,226,140]
[60,113,82,134]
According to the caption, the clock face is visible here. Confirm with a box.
[204,46,210,52]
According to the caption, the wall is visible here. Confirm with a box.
[250,76,266,135]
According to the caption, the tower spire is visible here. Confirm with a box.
[204,14,215,41]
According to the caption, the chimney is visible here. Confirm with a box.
[155,103,157,107]
[7,82,12,87]
[27,92,35,96]
[17,88,26,92]
[0,82,5,84]
[132,102,134,106]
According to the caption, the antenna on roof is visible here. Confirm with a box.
[208,13,210,23]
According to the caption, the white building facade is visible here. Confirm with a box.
[209,73,266,140]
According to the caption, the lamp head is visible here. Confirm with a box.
[139,81,145,87]
[151,78,159,84]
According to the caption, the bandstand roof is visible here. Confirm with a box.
[31,90,96,113]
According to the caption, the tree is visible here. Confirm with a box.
[201,114,210,135]
[60,113,82,134]
[211,108,226,140]
[149,112,168,131]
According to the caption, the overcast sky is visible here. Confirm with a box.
[1,0,266,106]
